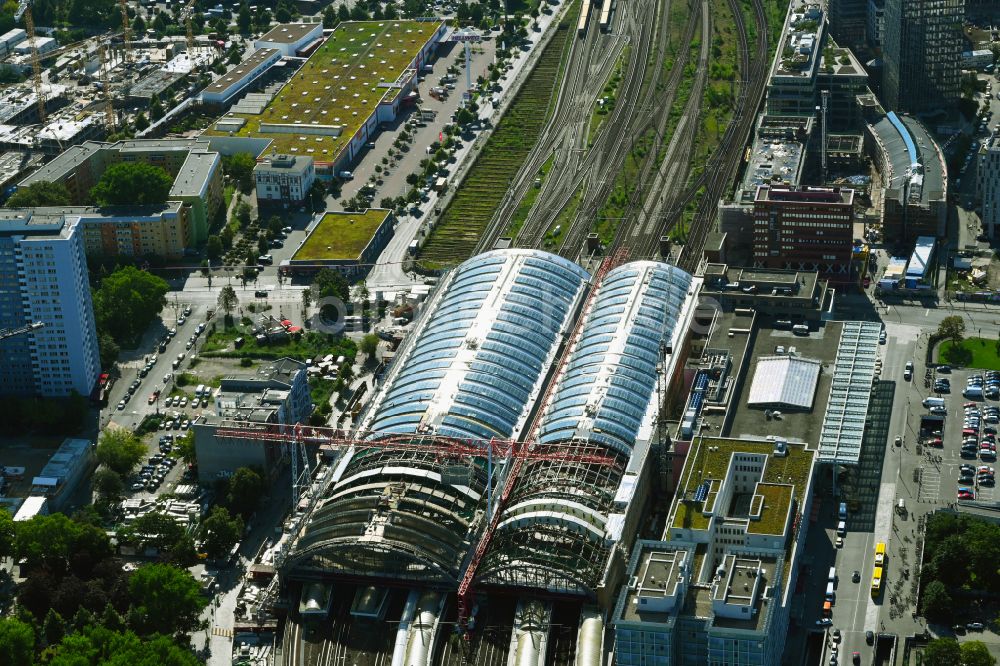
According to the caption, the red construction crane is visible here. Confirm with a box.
[0,321,44,342]
[456,248,628,629]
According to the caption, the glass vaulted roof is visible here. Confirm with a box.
[538,262,694,454]
[366,250,590,441]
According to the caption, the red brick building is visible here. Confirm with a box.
[752,185,855,281]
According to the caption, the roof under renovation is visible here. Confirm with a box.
[477,262,698,594]
[288,250,590,584]
[286,251,703,596]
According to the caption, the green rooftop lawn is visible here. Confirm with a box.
[747,483,793,535]
[205,20,440,161]
[294,210,389,260]
[671,437,814,531]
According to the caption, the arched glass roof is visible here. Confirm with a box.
[538,261,694,454]
[366,250,590,441]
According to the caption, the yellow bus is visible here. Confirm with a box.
[874,542,886,567]
[871,565,884,599]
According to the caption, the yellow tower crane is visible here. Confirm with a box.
[185,0,196,56]
[14,0,46,123]
[98,42,116,132]
[118,0,134,65]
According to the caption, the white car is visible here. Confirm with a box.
[117,400,126,411]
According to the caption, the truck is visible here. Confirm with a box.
[419,108,437,121]
[922,397,946,409]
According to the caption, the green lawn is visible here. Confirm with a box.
[940,337,1000,370]
[294,210,390,261]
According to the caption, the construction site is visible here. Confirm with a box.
[196,247,703,666]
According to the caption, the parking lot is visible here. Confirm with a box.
[917,365,999,506]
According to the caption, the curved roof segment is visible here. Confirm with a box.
[365,249,590,441]
[289,250,590,584]
[539,262,695,454]
[478,261,696,594]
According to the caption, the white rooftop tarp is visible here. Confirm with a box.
[747,356,822,410]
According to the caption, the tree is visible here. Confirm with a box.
[206,234,223,261]
[93,468,125,500]
[226,466,266,517]
[96,428,145,476]
[0,509,14,560]
[97,331,120,369]
[275,3,291,21]
[360,333,379,357]
[174,432,196,465]
[0,617,34,666]
[323,4,338,27]
[41,608,67,648]
[128,563,208,635]
[199,506,244,559]
[6,180,72,208]
[315,267,349,301]
[133,112,150,131]
[235,200,253,227]
[302,285,313,315]
[257,235,270,255]
[961,642,997,666]
[15,512,111,572]
[921,579,954,622]
[92,266,169,344]
[218,285,238,319]
[90,162,172,206]
[223,152,256,193]
[132,14,146,35]
[120,511,185,554]
[238,3,252,33]
[937,315,966,346]
[337,3,350,21]
[47,624,202,665]
[267,214,284,238]
[149,92,165,121]
[922,638,962,666]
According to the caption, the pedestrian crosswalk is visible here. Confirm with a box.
[212,626,234,638]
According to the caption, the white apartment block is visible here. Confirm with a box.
[979,135,1000,239]
[0,211,100,397]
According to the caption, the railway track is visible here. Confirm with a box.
[475,1,627,253]
[671,0,771,269]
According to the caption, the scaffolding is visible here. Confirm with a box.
[456,249,628,628]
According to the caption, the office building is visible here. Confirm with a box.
[979,134,1000,239]
[613,437,818,666]
[866,112,948,241]
[752,185,856,280]
[254,153,316,205]
[827,0,868,49]
[882,0,963,114]
[867,0,885,48]
[0,211,99,397]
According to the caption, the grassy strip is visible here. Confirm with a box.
[588,47,628,146]
[418,4,578,269]
[592,129,656,243]
[549,181,586,250]
[506,152,556,237]
[685,0,738,186]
